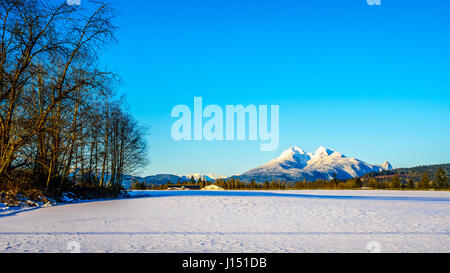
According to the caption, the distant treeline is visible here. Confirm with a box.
[0,1,147,202]
[132,166,449,191]
[364,163,450,180]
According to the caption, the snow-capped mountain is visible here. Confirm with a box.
[121,173,228,188]
[237,146,393,182]
[121,146,393,188]
[380,161,394,171]
[181,173,228,181]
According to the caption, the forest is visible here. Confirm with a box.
[0,0,147,204]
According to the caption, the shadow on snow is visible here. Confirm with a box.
[130,190,450,202]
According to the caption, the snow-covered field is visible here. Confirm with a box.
[0,190,449,253]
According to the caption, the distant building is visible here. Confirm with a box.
[167,185,201,190]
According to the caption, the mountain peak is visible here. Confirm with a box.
[313,146,335,157]
[288,146,306,154]
[275,146,306,160]
[381,161,394,170]
[269,146,311,169]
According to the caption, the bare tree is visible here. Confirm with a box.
[0,0,148,198]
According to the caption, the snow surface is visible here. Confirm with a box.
[0,190,449,253]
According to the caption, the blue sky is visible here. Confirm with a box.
[100,0,450,176]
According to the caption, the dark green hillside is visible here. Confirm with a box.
[363,163,450,181]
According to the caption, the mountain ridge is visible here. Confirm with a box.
[123,146,393,187]
[235,146,393,182]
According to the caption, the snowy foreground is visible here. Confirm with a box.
[0,190,449,253]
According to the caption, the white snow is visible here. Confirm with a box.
[201,185,224,191]
[381,161,394,170]
[0,190,449,253]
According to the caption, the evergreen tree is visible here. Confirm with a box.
[390,174,401,189]
[417,172,430,190]
[435,166,449,189]
[332,173,338,187]
[406,179,415,189]
[249,179,256,189]
[368,178,378,189]
[230,178,236,189]
[354,178,362,188]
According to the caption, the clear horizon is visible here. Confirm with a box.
[100,0,450,176]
